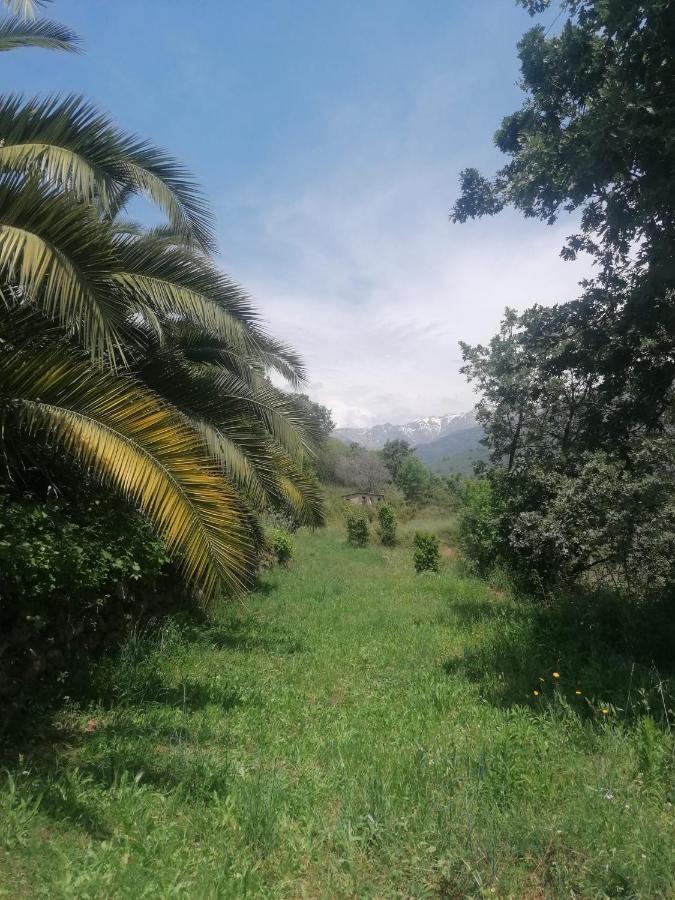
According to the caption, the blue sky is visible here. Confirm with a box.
[6,0,586,426]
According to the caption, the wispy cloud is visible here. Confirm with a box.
[233,156,592,427]
[217,21,593,429]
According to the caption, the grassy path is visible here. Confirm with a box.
[1,524,673,897]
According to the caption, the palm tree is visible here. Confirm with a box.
[0,0,323,601]
[0,0,78,53]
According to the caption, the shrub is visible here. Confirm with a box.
[271,528,294,567]
[377,505,397,546]
[0,485,180,705]
[346,514,370,547]
[266,505,302,534]
[457,478,501,575]
[413,531,440,573]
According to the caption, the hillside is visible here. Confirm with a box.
[414,423,488,474]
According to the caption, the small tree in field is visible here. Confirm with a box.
[413,532,440,573]
[346,514,370,547]
[271,528,294,567]
[377,505,397,547]
[395,455,432,504]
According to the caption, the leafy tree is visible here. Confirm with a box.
[395,455,432,504]
[334,444,390,492]
[453,0,675,600]
[0,0,323,602]
[453,0,675,432]
[381,439,414,480]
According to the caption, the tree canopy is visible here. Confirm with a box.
[454,0,674,599]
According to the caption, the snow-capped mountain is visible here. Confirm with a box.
[333,411,475,450]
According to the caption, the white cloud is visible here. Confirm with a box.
[232,157,593,428]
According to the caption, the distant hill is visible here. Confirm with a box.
[333,411,476,451]
[413,424,488,475]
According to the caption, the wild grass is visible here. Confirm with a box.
[0,521,673,897]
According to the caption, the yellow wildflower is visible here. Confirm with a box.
[575,690,582,696]
[552,671,560,679]
[533,690,540,697]
[601,708,609,715]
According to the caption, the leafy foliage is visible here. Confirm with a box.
[332,442,390,492]
[377,504,397,547]
[413,531,440,574]
[293,394,335,439]
[381,439,413,480]
[0,481,179,698]
[457,479,501,576]
[0,491,167,606]
[394,455,433,504]
[453,0,674,604]
[453,0,675,433]
[271,528,294,568]
[346,514,370,547]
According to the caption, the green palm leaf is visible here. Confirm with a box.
[112,234,258,353]
[0,332,254,600]
[0,176,131,363]
[0,95,214,250]
[0,15,78,52]
[137,344,324,523]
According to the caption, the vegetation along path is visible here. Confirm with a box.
[1,521,673,897]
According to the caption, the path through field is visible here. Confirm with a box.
[1,524,673,897]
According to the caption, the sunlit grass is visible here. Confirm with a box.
[1,523,673,897]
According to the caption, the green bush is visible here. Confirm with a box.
[271,528,294,567]
[346,514,370,547]
[0,491,168,605]
[413,531,440,573]
[0,487,175,699]
[394,455,433,504]
[457,478,501,575]
[377,505,397,546]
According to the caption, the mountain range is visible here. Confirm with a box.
[333,411,487,474]
[333,411,476,450]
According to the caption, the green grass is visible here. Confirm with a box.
[1,520,673,897]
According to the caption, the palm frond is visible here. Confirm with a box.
[212,418,324,525]
[247,331,307,386]
[2,0,50,18]
[142,349,310,459]
[0,96,213,249]
[195,419,268,511]
[0,15,79,52]
[112,234,263,352]
[118,146,214,252]
[197,419,324,526]
[0,335,254,599]
[170,325,262,385]
[0,176,131,363]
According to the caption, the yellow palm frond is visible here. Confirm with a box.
[0,335,254,600]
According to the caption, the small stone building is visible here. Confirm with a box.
[344,492,386,506]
